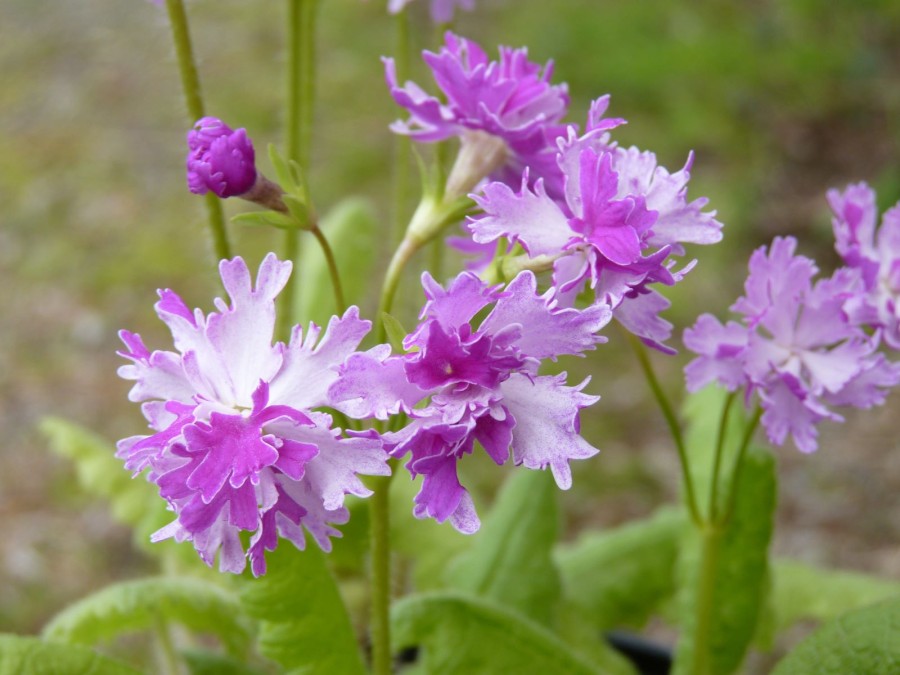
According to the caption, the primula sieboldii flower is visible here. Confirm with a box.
[117,254,389,575]
[828,182,900,349]
[683,236,900,453]
[469,111,722,352]
[384,33,578,198]
[387,0,474,23]
[186,116,258,198]
[329,271,609,533]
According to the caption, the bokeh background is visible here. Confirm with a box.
[3,0,900,669]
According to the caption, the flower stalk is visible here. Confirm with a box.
[164,0,231,262]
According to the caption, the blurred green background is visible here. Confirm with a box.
[3,0,900,667]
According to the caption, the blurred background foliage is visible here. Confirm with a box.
[2,0,900,665]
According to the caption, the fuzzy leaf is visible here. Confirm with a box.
[444,470,561,626]
[758,559,900,645]
[182,649,269,675]
[296,197,380,329]
[42,577,252,657]
[672,446,776,675]
[556,507,686,630]
[0,634,140,675]
[40,417,190,563]
[239,545,365,675]
[391,592,603,675]
[772,598,900,674]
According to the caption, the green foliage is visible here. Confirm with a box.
[296,197,381,328]
[390,592,602,675]
[232,211,298,231]
[182,649,269,675]
[40,417,187,562]
[444,470,561,627]
[239,545,365,675]
[761,559,900,644]
[0,634,140,675]
[772,598,900,674]
[673,446,777,675]
[43,577,252,657]
[381,312,410,353]
[556,507,686,630]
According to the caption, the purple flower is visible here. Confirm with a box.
[828,182,900,348]
[387,0,474,23]
[684,236,900,453]
[186,116,258,198]
[384,33,574,197]
[469,118,722,352]
[117,254,389,575]
[329,271,609,532]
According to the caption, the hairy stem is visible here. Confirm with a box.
[164,0,231,263]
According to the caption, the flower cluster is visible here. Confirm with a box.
[385,33,572,197]
[828,182,900,349]
[683,236,900,453]
[329,271,609,532]
[469,101,722,352]
[117,255,389,575]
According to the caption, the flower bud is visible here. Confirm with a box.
[186,117,257,198]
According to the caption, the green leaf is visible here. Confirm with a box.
[232,211,298,230]
[772,598,900,674]
[182,649,269,675]
[391,592,603,675]
[0,634,141,675]
[40,417,189,563]
[444,470,561,626]
[239,545,365,675]
[381,312,409,353]
[555,507,686,630]
[760,559,900,643]
[43,577,252,657]
[267,144,296,193]
[672,446,776,675]
[296,197,380,328]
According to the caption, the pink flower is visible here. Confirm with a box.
[117,254,389,575]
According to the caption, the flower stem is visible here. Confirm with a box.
[377,236,420,343]
[707,391,736,522]
[279,0,318,339]
[719,405,762,526]
[691,523,722,675]
[310,225,346,313]
[164,0,231,262]
[368,473,395,675]
[623,331,702,526]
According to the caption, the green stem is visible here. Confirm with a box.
[707,391,736,522]
[692,524,722,675]
[164,0,231,262]
[368,473,395,675]
[720,405,762,526]
[624,331,702,526]
[279,0,318,340]
[311,225,347,313]
[376,236,420,343]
